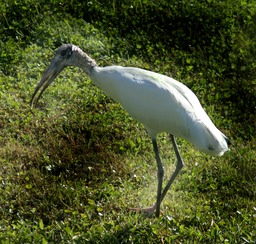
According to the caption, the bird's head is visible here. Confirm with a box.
[30,44,95,107]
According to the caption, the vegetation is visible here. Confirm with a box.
[0,0,255,242]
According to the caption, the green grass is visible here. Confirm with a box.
[1,2,256,243]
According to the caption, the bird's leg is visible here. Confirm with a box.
[129,136,183,217]
[129,138,164,217]
[159,134,184,203]
[152,138,164,217]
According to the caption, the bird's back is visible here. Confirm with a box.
[91,66,229,156]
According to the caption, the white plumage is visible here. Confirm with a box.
[31,44,229,217]
[91,66,228,156]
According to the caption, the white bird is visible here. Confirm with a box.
[30,44,229,217]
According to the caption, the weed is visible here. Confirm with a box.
[0,1,255,243]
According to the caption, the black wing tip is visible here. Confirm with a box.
[225,136,231,146]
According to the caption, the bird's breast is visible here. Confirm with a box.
[91,66,229,157]
[91,66,200,138]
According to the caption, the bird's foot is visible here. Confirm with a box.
[129,204,158,217]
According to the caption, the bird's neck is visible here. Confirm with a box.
[74,51,98,75]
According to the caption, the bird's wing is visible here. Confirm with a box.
[93,66,205,138]
[92,66,228,155]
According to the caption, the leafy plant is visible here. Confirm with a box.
[0,0,255,243]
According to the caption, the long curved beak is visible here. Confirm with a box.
[30,59,65,107]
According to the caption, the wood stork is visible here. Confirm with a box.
[30,44,229,217]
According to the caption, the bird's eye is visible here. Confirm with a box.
[60,47,72,58]
[60,49,68,56]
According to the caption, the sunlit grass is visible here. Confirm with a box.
[0,15,255,243]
